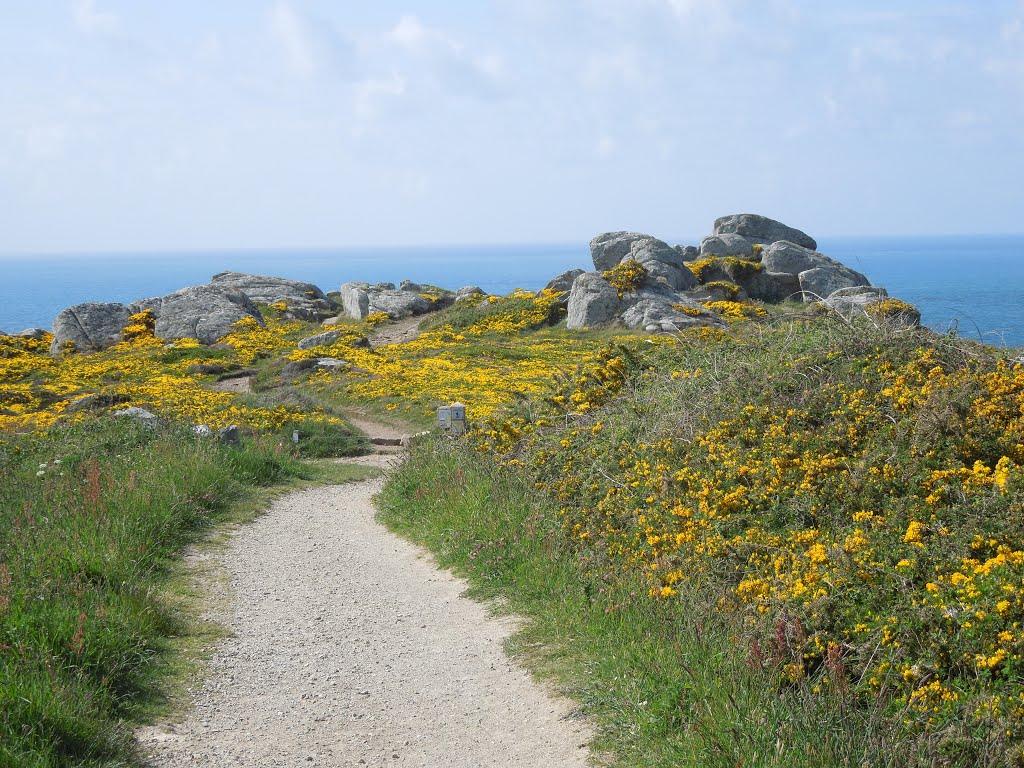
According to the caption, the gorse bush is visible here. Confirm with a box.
[468,315,1024,765]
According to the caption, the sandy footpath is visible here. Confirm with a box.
[138,454,591,767]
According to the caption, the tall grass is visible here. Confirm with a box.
[0,419,312,767]
[379,440,917,767]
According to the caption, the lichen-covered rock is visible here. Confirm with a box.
[673,245,700,262]
[619,284,725,331]
[699,233,754,258]
[50,302,133,354]
[13,328,49,339]
[114,406,160,426]
[455,286,486,301]
[566,272,621,329]
[761,241,868,282]
[340,283,372,319]
[713,214,817,250]
[590,232,645,272]
[589,232,697,291]
[822,286,889,318]
[732,269,802,303]
[132,285,263,344]
[798,268,868,302]
[544,269,585,294]
[631,237,698,290]
[209,272,336,320]
[297,330,345,350]
[339,282,442,320]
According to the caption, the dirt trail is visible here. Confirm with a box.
[138,442,591,766]
[367,316,424,348]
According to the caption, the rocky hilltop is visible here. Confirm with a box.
[563,213,879,332]
[20,213,910,355]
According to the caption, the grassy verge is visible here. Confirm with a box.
[0,417,372,768]
[379,440,907,767]
[379,315,1024,767]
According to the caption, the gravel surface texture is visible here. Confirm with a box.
[138,455,591,767]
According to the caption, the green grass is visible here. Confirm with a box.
[378,440,915,767]
[0,417,366,767]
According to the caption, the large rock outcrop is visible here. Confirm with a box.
[699,233,755,258]
[209,272,336,320]
[566,213,891,329]
[760,241,869,301]
[566,272,724,332]
[713,213,817,250]
[50,303,133,354]
[339,282,449,320]
[50,285,264,354]
[566,273,621,328]
[589,233,698,291]
[131,286,264,344]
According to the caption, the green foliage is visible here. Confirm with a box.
[379,439,914,767]
[0,418,312,767]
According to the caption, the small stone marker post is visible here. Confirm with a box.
[437,401,467,436]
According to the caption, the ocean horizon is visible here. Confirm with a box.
[2,233,1023,348]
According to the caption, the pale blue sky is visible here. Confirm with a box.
[1,1,1022,251]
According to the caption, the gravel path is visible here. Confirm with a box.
[138,454,592,767]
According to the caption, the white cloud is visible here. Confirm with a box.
[268,2,317,78]
[392,15,434,50]
[353,73,407,124]
[71,0,118,35]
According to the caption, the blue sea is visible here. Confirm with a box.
[1,235,1022,348]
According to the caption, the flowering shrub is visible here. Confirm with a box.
[601,260,647,295]
[473,317,1024,761]
[702,300,768,320]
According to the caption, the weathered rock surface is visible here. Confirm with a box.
[798,268,868,302]
[455,286,485,301]
[760,241,869,301]
[673,245,700,262]
[566,272,724,331]
[50,303,133,354]
[566,272,621,329]
[209,272,336,320]
[590,232,698,290]
[822,286,889,317]
[590,232,644,272]
[13,328,49,339]
[619,284,725,332]
[699,233,755,258]
[733,269,802,303]
[713,214,817,250]
[297,330,344,350]
[133,286,264,344]
[114,406,159,426]
[544,269,585,294]
[339,282,445,320]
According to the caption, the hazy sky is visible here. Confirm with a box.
[2,1,1022,251]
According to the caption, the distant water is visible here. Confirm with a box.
[1,235,1022,348]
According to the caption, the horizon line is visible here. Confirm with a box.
[2,230,1023,259]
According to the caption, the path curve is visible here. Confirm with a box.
[138,454,591,767]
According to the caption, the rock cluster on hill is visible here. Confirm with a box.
[564,213,882,330]
[337,282,454,320]
[209,272,337,321]
[48,273,341,354]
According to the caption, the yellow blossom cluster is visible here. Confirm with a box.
[601,260,647,295]
[476,322,1024,745]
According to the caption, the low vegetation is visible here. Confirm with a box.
[383,313,1024,767]
[0,419,339,766]
[4,284,1023,766]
